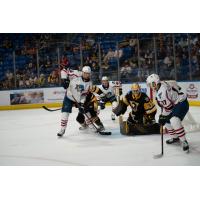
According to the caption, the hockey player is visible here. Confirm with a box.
[57,66,104,137]
[113,83,159,135]
[146,74,189,151]
[76,91,105,131]
[98,76,121,120]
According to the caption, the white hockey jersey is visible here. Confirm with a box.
[156,81,187,116]
[99,81,116,99]
[61,68,92,103]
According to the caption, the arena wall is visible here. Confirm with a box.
[0,81,200,110]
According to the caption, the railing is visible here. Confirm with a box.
[0,33,200,90]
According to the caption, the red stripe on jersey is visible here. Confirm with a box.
[62,69,79,77]
[68,73,79,77]
[62,69,69,73]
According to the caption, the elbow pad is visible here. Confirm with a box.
[62,78,70,89]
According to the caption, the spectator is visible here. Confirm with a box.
[38,74,46,87]
[163,55,173,67]
[48,70,59,86]
[120,61,132,81]
[6,70,13,81]
[103,48,114,63]
[19,77,25,88]
[29,73,38,88]
[46,56,52,68]
[25,78,30,88]
[60,55,69,68]
[91,61,99,72]
[113,48,123,58]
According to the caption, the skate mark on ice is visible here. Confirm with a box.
[0,154,86,166]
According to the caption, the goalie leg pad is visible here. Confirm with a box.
[120,121,160,136]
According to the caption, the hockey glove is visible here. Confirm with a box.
[61,78,70,89]
[78,103,85,114]
[99,100,105,110]
[158,115,169,125]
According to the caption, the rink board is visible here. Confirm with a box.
[0,81,200,110]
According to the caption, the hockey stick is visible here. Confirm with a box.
[153,125,164,159]
[71,95,111,135]
[42,106,61,112]
[114,82,123,127]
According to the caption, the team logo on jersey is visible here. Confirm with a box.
[158,92,162,99]
[75,84,84,92]
[130,101,139,112]
[186,84,198,99]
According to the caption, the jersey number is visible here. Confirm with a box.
[159,100,167,105]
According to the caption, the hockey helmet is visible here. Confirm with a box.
[82,66,91,81]
[102,76,109,81]
[82,66,91,74]
[146,74,160,89]
[131,83,141,99]
[101,76,109,88]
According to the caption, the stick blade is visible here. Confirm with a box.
[99,131,112,135]
[153,153,163,159]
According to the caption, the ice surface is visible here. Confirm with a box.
[0,106,200,166]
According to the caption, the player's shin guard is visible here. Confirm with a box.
[93,116,105,132]
[85,112,96,132]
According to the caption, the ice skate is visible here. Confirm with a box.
[182,140,189,152]
[57,129,65,137]
[97,124,105,132]
[111,113,115,120]
[79,123,88,130]
[166,137,180,144]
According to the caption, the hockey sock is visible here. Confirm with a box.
[61,112,69,131]
[170,117,186,141]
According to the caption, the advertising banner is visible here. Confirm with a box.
[0,82,200,107]
[43,87,65,103]
[10,90,44,105]
[0,91,10,105]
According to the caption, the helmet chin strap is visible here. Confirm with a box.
[82,76,90,82]
[156,83,161,91]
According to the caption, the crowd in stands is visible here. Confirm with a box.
[0,33,200,90]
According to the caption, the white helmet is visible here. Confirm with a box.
[146,74,160,88]
[102,76,109,81]
[82,66,91,73]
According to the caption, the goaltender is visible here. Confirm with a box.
[113,83,160,135]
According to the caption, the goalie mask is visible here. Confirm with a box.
[131,83,141,99]
[146,74,160,90]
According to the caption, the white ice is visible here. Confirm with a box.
[0,106,200,166]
